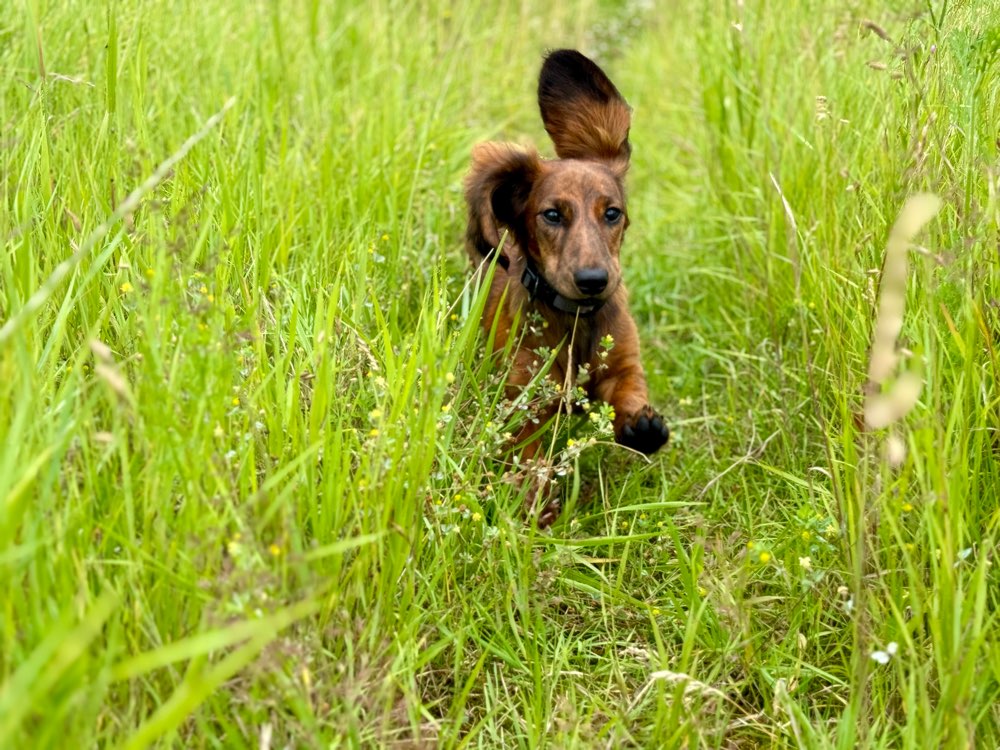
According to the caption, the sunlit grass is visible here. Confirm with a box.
[1,0,998,747]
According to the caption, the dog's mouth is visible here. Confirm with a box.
[544,281,618,316]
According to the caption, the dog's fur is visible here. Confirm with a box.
[464,50,668,521]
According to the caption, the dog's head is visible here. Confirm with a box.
[465,50,632,307]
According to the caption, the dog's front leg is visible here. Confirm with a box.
[593,334,669,455]
[510,407,562,526]
[504,348,563,525]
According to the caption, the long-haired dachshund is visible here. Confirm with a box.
[464,49,668,523]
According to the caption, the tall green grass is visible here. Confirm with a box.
[1,0,998,746]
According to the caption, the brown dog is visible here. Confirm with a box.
[464,50,668,521]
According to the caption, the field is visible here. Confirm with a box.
[2,0,999,747]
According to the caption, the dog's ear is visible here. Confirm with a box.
[538,49,631,168]
[464,143,541,262]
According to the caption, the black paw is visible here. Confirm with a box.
[617,406,669,455]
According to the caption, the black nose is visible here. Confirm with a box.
[574,267,608,296]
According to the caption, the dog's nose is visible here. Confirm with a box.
[574,267,608,296]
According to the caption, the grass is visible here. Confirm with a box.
[1,0,999,746]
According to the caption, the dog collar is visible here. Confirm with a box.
[519,261,605,316]
[484,246,605,316]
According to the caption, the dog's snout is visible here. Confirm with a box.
[574,267,609,296]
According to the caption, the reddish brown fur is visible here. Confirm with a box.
[464,50,668,524]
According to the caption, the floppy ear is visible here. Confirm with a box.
[464,143,541,264]
[537,49,631,168]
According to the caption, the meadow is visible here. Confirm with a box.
[1,0,998,747]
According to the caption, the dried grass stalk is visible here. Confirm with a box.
[864,194,941,429]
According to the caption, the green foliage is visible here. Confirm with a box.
[1,0,998,746]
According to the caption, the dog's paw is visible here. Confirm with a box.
[616,406,669,455]
[535,496,562,528]
[505,460,562,529]
[520,464,562,528]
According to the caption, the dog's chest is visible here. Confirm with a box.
[529,318,602,389]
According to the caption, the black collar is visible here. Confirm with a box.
[490,250,605,316]
[519,261,605,315]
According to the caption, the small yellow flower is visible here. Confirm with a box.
[441,402,452,413]
[801,530,812,541]
[368,408,383,420]
[450,314,459,322]
[758,551,772,564]
[445,372,455,384]
[652,607,661,616]
[144,268,155,278]
[269,544,282,557]
[231,397,240,406]
[199,284,208,294]
[747,541,755,551]
[566,438,577,447]
[471,512,482,522]
[368,428,380,437]
[619,521,628,530]
[905,542,915,553]
[454,493,462,502]
[697,586,707,597]
[901,502,914,513]
[381,233,389,242]
[120,282,134,294]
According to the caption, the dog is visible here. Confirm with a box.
[464,49,668,523]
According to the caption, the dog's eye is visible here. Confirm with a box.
[604,207,623,224]
[541,209,562,225]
